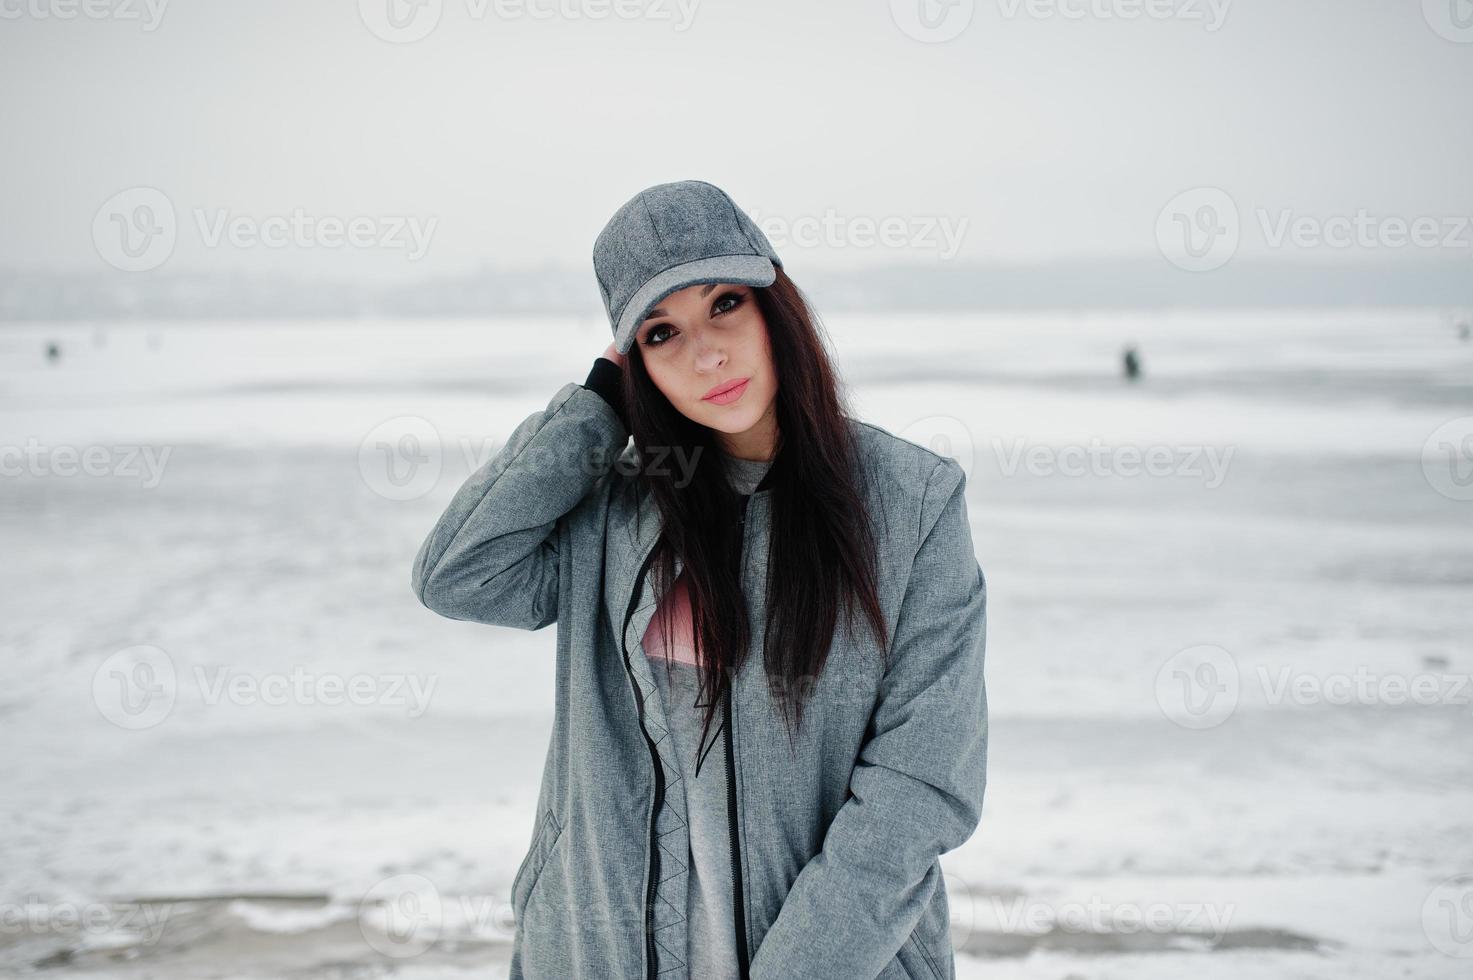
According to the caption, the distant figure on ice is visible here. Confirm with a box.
[1458,320,1471,342]
[45,341,61,364]
[1122,344,1142,382]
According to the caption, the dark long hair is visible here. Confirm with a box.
[618,266,891,755]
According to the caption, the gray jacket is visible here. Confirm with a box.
[410,374,989,980]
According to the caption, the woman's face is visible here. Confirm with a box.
[633,282,780,459]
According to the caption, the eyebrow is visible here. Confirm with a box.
[642,283,721,323]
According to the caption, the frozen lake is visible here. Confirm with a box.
[2,309,1471,978]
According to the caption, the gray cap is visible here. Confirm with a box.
[593,180,783,356]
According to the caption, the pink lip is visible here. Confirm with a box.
[702,378,750,404]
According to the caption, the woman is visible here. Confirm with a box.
[411,180,988,980]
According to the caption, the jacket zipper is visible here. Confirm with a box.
[620,542,662,980]
[723,687,752,977]
[727,494,753,978]
[621,489,758,979]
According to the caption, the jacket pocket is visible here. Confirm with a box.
[907,878,956,980]
[903,930,948,980]
[877,933,941,980]
[510,810,564,919]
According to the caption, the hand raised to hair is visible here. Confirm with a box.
[601,341,626,370]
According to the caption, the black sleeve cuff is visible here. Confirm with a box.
[582,357,629,431]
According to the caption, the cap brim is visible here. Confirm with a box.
[613,254,777,355]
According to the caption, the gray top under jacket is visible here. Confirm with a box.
[644,453,772,980]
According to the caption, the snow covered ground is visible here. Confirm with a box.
[1,309,1470,978]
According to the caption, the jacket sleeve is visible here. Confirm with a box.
[410,358,629,630]
[748,458,988,980]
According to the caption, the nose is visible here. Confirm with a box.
[693,335,726,373]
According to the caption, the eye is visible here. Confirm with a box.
[642,323,675,347]
[641,290,745,348]
[712,290,745,316]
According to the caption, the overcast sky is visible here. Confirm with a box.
[1,0,1469,283]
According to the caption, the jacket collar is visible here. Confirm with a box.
[612,443,779,586]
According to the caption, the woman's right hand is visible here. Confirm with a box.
[601,341,626,370]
